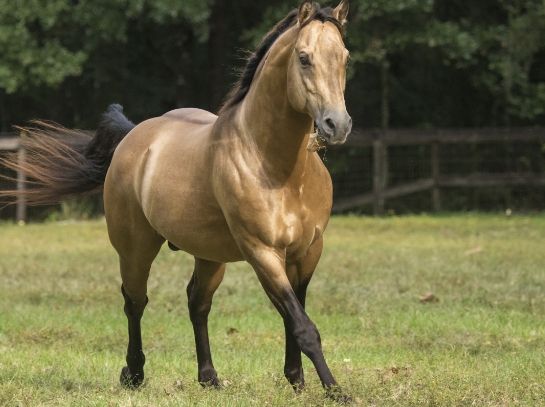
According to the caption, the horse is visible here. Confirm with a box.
[0,0,352,402]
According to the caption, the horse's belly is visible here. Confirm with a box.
[168,226,244,263]
[145,195,243,263]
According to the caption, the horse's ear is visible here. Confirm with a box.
[333,0,349,25]
[298,0,315,25]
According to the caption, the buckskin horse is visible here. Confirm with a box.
[0,0,352,401]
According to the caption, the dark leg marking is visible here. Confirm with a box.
[186,259,225,388]
[283,283,308,392]
[119,285,148,388]
[282,290,352,404]
[247,248,351,404]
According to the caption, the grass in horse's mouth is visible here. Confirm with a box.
[316,126,328,143]
[306,125,328,152]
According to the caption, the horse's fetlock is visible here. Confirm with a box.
[284,366,304,383]
[126,352,145,369]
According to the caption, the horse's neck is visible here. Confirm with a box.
[236,29,314,181]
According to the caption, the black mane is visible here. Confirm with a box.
[219,4,344,114]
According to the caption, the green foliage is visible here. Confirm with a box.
[1,0,545,129]
[0,0,86,93]
[241,2,295,48]
[473,0,545,122]
[0,0,212,95]
[350,0,441,63]
[45,198,98,222]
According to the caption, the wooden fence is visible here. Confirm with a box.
[331,128,545,214]
[2,128,545,220]
[0,133,26,223]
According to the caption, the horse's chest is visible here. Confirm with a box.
[283,218,320,261]
[276,199,325,261]
[216,154,331,260]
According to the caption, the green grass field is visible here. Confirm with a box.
[0,215,544,406]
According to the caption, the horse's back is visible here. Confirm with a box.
[162,108,217,125]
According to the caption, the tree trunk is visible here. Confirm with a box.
[0,88,7,132]
[381,59,390,130]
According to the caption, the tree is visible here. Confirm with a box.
[2,0,545,131]
[348,0,478,129]
[0,0,85,130]
[0,0,213,129]
[469,0,545,125]
[0,0,86,94]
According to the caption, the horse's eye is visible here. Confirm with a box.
[299,53,310,67]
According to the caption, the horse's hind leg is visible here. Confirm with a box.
[283,236,323,392]
[118,253,160,387]
[107,212,165,388]
[186,257,225,387]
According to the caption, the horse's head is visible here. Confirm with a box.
[288,0,352,145]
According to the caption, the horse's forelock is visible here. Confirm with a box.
[300,6,345,35]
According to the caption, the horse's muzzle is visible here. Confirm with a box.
[318,110,352,145]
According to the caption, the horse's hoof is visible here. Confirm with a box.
[290,381,306,394]
[120,366,144,388]
[326,387,352,404]
[199,376,222,389]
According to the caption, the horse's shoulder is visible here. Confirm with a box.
[161,108,217,125]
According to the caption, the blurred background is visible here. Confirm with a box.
[1,0,545,219]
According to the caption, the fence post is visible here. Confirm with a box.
[16,131,27,225]
[431,141,440,212]
[373,135,386,215]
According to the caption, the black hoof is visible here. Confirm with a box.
[199,376,222,389]
[326,387,352,405]
[290,381,306,394]
[120,366,144,388]
[285,367,305,393]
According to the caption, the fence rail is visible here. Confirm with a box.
[343,128,545,145]
[332,128,545,214]
[2,128,545,220]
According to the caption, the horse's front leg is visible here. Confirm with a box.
[244,244,350,403]
[186,257,226,388]
[283,236,324,392]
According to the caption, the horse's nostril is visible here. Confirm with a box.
[324,118,335,131]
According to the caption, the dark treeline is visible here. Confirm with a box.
[2,0,545,131]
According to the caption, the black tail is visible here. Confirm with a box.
[0,104,135,205]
